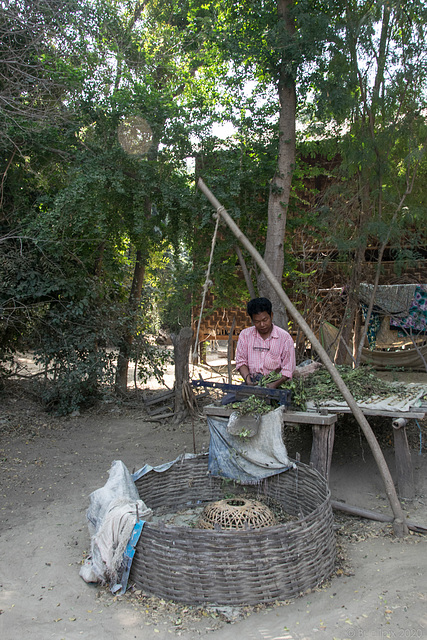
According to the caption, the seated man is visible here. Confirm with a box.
[235,297,295,389]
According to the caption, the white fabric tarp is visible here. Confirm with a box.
[80,460,152,593]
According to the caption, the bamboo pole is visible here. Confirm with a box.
[197,177,408,536]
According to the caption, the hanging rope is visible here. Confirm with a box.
[192,211,221,361]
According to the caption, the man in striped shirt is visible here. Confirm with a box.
[235,297,295,389]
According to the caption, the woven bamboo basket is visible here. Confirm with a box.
[198,497,276,530]
[130,455,336,606]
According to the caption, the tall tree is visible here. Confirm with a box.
[190,0,330,328]
[303,0,427,362]
[93,0,213,392]
[257,0,296,328]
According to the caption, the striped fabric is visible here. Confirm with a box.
[235,325,295,379]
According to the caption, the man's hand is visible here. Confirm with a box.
[266,375,289,389]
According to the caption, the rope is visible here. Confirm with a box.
[192,210,221,360]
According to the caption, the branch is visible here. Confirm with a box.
[235,245,256,299]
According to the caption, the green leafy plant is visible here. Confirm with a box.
[231,395,273,417]
[32,296,117,415]
[136,339,173,386]
[258,371,282,386]
[279,365,408,411]
[238,428,251,439]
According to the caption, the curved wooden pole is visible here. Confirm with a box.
[197,177,408,536]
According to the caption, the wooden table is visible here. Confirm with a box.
[204,404,425,499]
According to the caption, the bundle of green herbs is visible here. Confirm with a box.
[231,395,273,417]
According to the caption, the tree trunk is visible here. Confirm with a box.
[93,241,106,277]
[172,326,194,424]
[335,180,370,365]
[115,249,146,394]
[257,0,295,330]
[334,244,365,364]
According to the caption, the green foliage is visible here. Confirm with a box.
[143,247,195,334]
[280,365,408,410]
[0,0,209,405]
[136,340,173,386]
[2,0,427,408]
[231,395,273,417]
[32,294,118,415]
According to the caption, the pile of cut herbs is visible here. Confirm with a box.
[231,365,407,415]
[279,365,408,410]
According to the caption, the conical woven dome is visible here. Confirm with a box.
[198,498,276,530]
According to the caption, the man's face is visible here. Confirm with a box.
[252,311,273,336]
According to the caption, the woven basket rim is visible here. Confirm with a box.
[140,457,331,535]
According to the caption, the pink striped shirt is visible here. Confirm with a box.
[235,324,295,379]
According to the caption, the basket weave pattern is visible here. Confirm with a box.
[131,456,336,606]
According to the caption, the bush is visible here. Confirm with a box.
[135,337,173,386]
[32,298,117,415]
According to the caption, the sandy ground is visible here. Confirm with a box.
[1,354,427,640]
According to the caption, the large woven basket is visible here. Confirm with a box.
[131,455,336,606]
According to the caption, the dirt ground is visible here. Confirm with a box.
[1,354,427,640]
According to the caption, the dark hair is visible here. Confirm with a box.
[247,297,272,318]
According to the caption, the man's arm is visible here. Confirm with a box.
[235,329,255,384]
[274,330,295,386]
[238,364,254,386]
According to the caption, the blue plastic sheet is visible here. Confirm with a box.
[112,518,146,595]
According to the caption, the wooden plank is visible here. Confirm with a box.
[144,390,175,406]
[319,406,425,419]
[203,405,233,418]
[203,405,338,425]
[284,411,337,426]
[310,423,335,480]
[148,412,174,422]
[146,404,174,417]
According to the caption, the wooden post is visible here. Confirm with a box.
[172,327,193,424]
[392,418,415,500]
[310,423,335,481]
[283,411,337,481]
